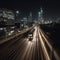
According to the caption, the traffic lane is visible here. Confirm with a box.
[0,27,35,60]
[38,28,51,60]
[13,26,42,60]
[40,28,60,59]
[0,32,30,60]
[16,26,37,60]
[0,26,44,60]
[38,27,60,60]
[0,26,34,45]
[39,24,60,57]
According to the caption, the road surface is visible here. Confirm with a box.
[0,26,60,60]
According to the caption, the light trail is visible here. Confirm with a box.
[1,26,59,60]
[39,28,52,50]
[38,28,51,60]
[20,40,32,60]
[32,26,37,42]
[0,26,39,60]
[12,38,29,60]
[24,42,32,60]
[31,27,37,60]
[20,26,38,60]
[39,27,60,60]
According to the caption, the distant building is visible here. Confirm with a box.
[28,12,32,23]
[0,9,15,26]
[38,8,43,23]
[23,17,27,25]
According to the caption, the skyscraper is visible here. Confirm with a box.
[38,8,43,22]
[28,12,32,23]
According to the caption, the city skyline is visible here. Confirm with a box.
[0,0,60,17]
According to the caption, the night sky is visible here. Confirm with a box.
[0,0,60,18]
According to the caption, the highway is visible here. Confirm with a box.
[0,25,60,60]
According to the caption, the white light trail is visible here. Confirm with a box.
[21,26,38,60]
[38,28,51,60]
[39,27,60,60]
[32,27,37,42]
